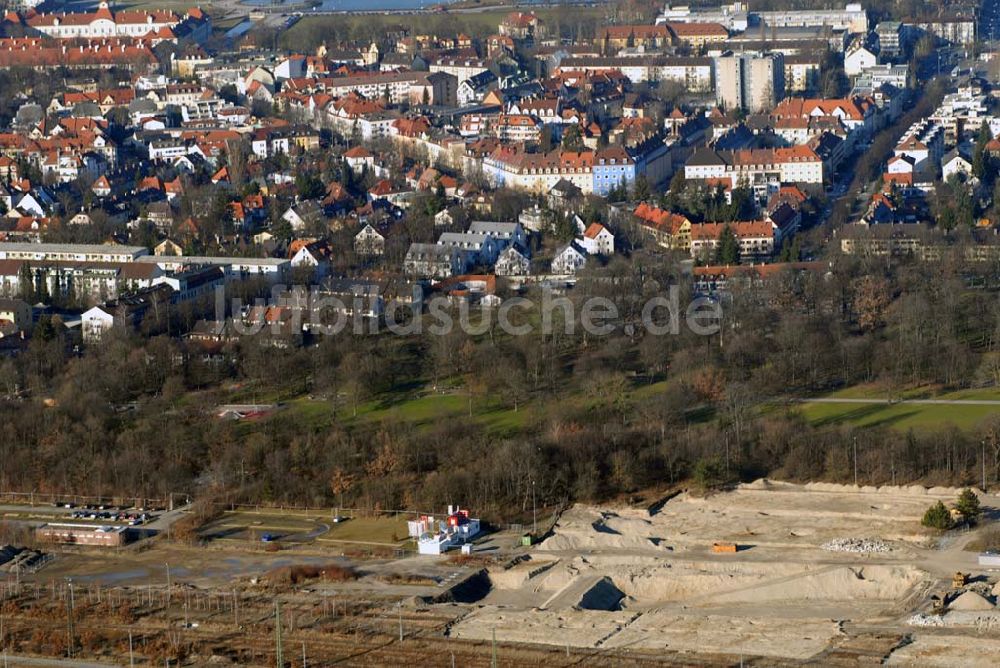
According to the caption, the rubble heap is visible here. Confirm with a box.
[820,537,892,553]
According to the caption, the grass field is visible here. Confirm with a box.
[283,388,533,434]
[794,386,1000,431]
[319,515,410,545]
[206,510,412,546]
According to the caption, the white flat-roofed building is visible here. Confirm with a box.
[136,255,290,282]
[0,242,148,263]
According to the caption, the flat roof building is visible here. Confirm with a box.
[0,242,148,263]
[36,523,128,547]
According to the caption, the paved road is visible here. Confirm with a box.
[793,398,1000,406]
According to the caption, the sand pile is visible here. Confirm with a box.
[948,591,995,611]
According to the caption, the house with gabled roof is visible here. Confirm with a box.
[354,223,386,256]
[579,223,614,255]
[551,242,587,275]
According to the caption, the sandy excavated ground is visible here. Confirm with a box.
[537,479,962,556]
[451,480,1000,663]
[886,635,1000,666]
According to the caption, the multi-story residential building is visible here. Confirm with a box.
[592,146,636,196]
[491,114,543,143]
[715,52,785,112]
[685,146,824,195]
[495,246,531,276]
[770,97,876,142]
[429,58,491,86]
[0,37,157,70]
[904,16,976,47]
[597,25,672,53]
[662,22,729,50]
[556,56,713,90]
[657,2,868,34]
[319,71,457,107]
[404,243,463,278]
[468,221,527,250]
[875,21,903,59]
[437,232,500,266]
[481,146,595,194]
[783,55,821,93]
[0,242,147,263]
[0,259,162,304]
[498,11,547,41]
[136,256,290,283]
[689,220,778,260]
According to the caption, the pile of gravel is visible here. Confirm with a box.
[820,538,892,554]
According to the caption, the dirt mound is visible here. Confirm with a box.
[948,591,995,611]
[537,507,668,553]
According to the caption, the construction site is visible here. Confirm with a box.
[2,480,1000,665]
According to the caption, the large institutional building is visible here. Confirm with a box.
[26,3,210,43]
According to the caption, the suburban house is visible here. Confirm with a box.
[579,223,614,255]
[354,224,386,256]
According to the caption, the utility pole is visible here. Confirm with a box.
[66,580,75,659]
[531,479,537,536]
[491,627,497,668]
[165,563,171,602]
[274,600,283,668]
[302,641,306,668]
[853,436,858,487]
[129,631,135,668]
[983,439,988,492]
[398,603,403,642]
